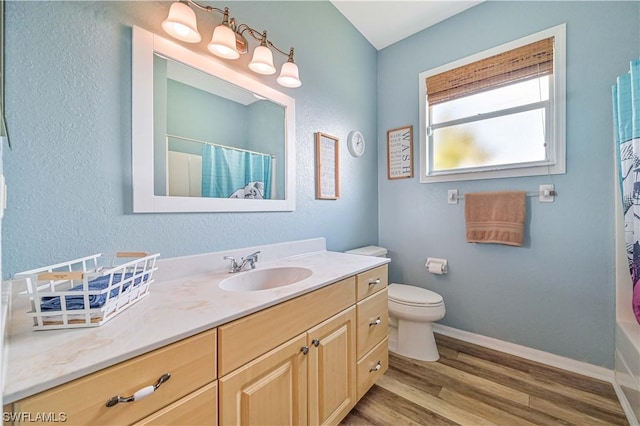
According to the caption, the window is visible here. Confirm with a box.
[418,24,566,183]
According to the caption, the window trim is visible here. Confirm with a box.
[418,24,566,183]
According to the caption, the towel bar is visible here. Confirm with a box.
[448,186,557,204]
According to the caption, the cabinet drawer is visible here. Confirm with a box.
[356,265,388,301]
[133,381,217,426]
[12,329,217,426]
[218,277,355,376]
[356,288,388,359]
[356,336,389,400]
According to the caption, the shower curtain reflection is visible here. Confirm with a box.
[202,144,273,199]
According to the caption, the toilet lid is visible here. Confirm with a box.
[345,246,388,257]
[388,283,443,306]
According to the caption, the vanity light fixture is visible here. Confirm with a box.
[162,1,302,88]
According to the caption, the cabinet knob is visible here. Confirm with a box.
[369,317,381,327]
[369,361,382,373]
[106,373,171,407]
[300,346,309,355]
[368,278,381,286]
[312,339,320,347]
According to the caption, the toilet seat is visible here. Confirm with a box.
[388,283,443,307]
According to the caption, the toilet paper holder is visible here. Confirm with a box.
[426,257,448,274]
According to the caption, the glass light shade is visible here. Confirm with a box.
[248,45,276,75]
[162,2,201,43]
[208,25,240,59]
[277,62,302,88]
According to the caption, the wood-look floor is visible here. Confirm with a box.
[342,333,629,426]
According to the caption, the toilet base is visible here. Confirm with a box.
[389,318,440,362]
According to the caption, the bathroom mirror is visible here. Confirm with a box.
[132,26,296,212]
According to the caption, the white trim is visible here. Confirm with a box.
[614,348,640,425]
[418,23,566,183]
[613,112,640,424]
[432,323,614,382]
[132,26,296,213]
[612,382,640,426]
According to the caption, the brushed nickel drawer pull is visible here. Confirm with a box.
[312,339,320,347]
[301,346,309,355]
[369,361,382,373]
[369,317,381,327]
[105,373,171,407]
[368,278,381,286]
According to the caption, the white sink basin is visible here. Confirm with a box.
[218,267,313,292]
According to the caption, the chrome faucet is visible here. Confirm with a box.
[223,251,261,273]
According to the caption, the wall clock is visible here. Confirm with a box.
[347,130,365,157]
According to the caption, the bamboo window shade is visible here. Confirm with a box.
[426,37,554,105]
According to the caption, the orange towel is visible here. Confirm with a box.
[465,191,526,246]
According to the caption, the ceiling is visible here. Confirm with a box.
[331,1,484,50]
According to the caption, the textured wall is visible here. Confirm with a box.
[2,1,378,277]
[377,1,640,368]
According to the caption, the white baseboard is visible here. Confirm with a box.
[614,348,640,425]
[612,381,640,426]
[432,323,614,382]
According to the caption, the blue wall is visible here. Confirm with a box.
[378,1,640,368]
[4,0,639,369]
[2,1,378,276]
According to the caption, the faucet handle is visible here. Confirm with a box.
[245,251,260,269]
[223,256,239,272]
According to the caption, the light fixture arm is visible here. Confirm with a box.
[268,42,294,61]
[237,25,293,60]
[162,1,301,87]
[182,1,239,29]
[181,0,223,15]
[173,0,293,60]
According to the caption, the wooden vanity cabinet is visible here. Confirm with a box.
[217,278,355,377]
[218,306,357,426]
[5,264,388,426]
[219,265,388,426]
[355,265,389,400]
[7,329,218,426]
[218,278,357,426]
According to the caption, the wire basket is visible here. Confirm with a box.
[14,252,160,330]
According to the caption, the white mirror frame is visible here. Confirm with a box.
[132,26,296,213]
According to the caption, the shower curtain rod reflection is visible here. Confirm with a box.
[166,133,276,158]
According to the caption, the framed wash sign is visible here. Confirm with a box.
[387,125,413,179]
[315,132,340,199]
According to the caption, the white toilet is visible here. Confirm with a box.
[346,245,446,362]
[388,283,445,361]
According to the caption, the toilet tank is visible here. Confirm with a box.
[345,245,388,257]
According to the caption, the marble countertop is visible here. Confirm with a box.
[2,239,389,403]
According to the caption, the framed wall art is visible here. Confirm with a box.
[387,125,413,179]
[315,132,340,199]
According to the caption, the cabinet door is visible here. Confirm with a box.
[219,334,308,426]
[307,307,356,426]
